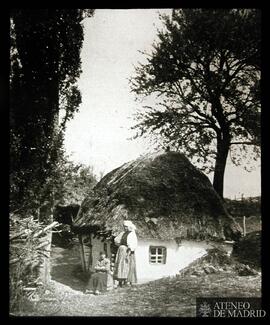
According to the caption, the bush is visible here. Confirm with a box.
[204,247,233,266]
[9,214,59,313]
[232,231,261,269]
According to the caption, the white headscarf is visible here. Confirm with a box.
[123,220,136,231]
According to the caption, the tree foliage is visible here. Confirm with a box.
[130,9,261,198]
[10,9,94,215]
[54,155,97,206]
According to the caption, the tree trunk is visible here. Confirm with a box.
[213,137,230,199]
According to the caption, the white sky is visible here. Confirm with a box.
[64,9,261,199]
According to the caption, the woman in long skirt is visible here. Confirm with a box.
[127,251,137,284]
[113,220,138,287]
[85,251,111,295]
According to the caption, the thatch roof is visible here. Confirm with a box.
[73,151,242,241]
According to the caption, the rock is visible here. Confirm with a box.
[42,297,58,302]
[203,266,211,274]
[238,264,258,276]
[192,269,204,276]
[204,265,218,274]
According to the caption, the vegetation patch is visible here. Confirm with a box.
[232,231,261,269]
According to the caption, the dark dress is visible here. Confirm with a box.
[86,258,110,292]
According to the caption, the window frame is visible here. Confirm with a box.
[149,246,167,265]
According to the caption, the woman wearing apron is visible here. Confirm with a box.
[113,220,138,287]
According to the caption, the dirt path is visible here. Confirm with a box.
[25,272,261,317]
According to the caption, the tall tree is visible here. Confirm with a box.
[130,9,261,199]
[10,9,94,215]
[54,155,97,206]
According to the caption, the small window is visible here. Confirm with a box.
[149,246,167,264]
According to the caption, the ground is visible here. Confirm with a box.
[17,245,261,317]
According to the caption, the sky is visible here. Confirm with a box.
[64,9,261,199]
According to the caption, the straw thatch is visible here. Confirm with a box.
[73,151,242,241]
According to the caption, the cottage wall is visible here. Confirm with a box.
[80,234,233,283]
[135,238,213,283]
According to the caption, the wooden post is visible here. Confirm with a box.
[243,216,246,237]
[45,231,52,283]
[39,231,52,285]
[39,200,54,285]
[79,234,87,272]
[87,234,93,272]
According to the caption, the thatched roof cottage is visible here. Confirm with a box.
[73,151,242,283]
